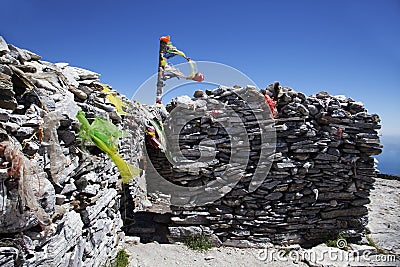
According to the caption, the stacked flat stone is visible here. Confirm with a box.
[0,36,146,266]
[162,86,273,188]
[148,84,382,247]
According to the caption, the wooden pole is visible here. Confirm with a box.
[156,36,168,103]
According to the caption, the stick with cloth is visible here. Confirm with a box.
[156,35,204,102]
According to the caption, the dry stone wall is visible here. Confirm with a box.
[0,36,147,266]
[0,35,383,265]
[147,84,382,248]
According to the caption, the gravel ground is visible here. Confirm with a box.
[126,242,308,267]
[366,178,400,256]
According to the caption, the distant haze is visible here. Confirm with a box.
[378,135,400,175]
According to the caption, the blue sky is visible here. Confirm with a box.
[1,0,399,174]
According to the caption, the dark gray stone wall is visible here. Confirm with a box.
[147,84,382,247]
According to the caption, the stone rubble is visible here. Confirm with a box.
[0,35,384,265]
[0,36,147,266]
[147,83,382,247]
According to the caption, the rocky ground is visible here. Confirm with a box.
[367,177,400,255]
[125,177,400,267]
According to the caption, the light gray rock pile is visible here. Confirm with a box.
[0,36,147,266]
[147,83,382,247]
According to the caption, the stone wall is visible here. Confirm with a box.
[0,35,384,265]
[0,36,147,266]
[147,84,382,248]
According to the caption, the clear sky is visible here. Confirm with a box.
[1,0,399,173]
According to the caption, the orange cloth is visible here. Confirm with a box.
[160,35,170,43]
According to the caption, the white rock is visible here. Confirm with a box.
[0,36,10,55]
[125,236,141,245]
[174,95,195,109]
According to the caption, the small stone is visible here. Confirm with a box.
[316,91,330,99]
[70,66,100,80]
[57,130,75,146]
[55,194,67,205]
[142,199,152,208]
[23,49,41,60]
[125,236,141,245]
[15,127,35,137]
[61,182,77,194]
[0,108,11,121]
[0,247,19,266]
[82,184,99,196]
[193,90,204,98]
[74,176,88,190]
[0,36,10,55]
[332,109,346,118]
[171,215,208,225]
[0,74,17,110]
[0,54,19,65]
[296,103,309,116]
[261,180,280,190]
[0,98,18,110]
[0,64,12,76]
[245,85,257,90]
[265,192,283,200]
[0,168,8,179]
[23,141,40,156]
[314,153,339,161]
[0,121,19,133]
[0,73,13,89]
[308,104,319,116]
[8,44,31,62]
[81,172,101,183]
[168,226,202,239]
[173,95,195,109]
[276,162,296,169]
[69,87,88,100]
[321,207,368,219]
